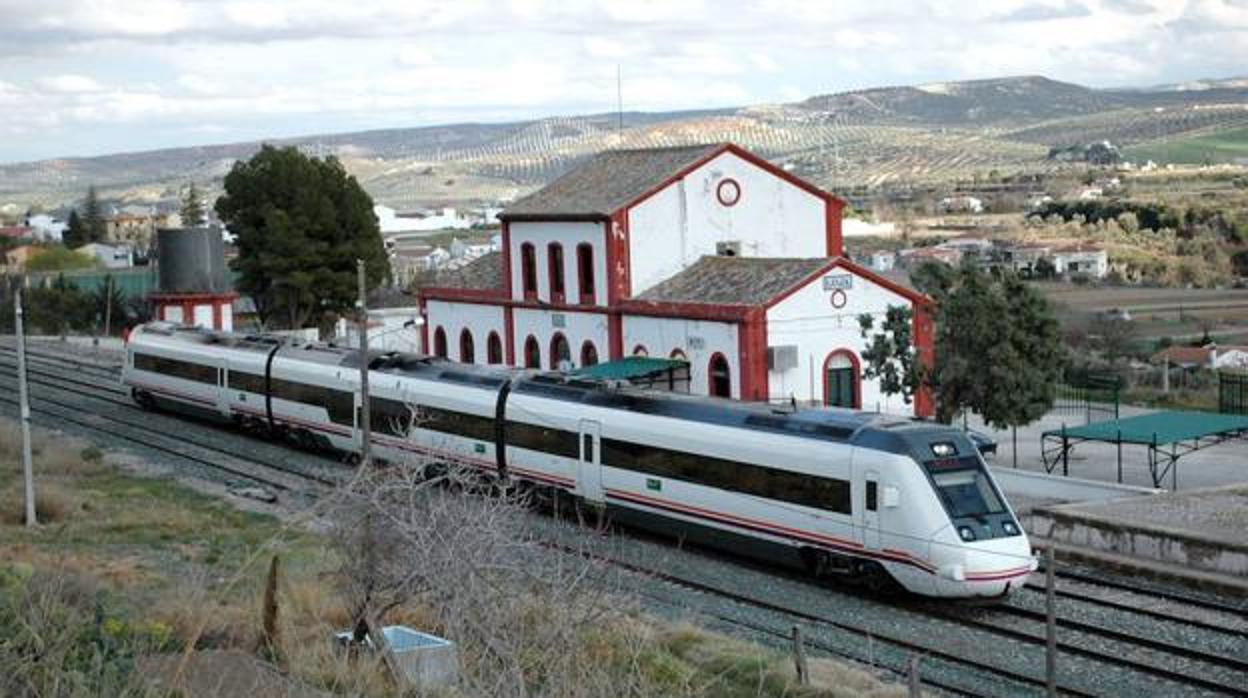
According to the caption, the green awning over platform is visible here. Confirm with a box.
[571,356,689,381]
[1044,410,1248,445]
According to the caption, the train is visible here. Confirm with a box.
[120,322,1037,599]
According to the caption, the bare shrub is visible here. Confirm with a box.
[0,485,76,525]
[0,567,163,697]
[327,459,666,697]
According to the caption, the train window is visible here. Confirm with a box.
[506,420,579,459]
[370,397,414,437]
[133,353,217,384]
[866,481,878,512]
[600,437,851,515]
[581,434,594,462]
[413,405,496,443]
[228,372,266,394]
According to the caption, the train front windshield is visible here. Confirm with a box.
[923,455,1019,540]
[930,467,1006,519]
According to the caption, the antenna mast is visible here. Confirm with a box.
[616,65,623,134]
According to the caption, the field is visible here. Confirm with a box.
[1124,126,1248,165]
[0,420,900,697]
[1033,282,1248,344]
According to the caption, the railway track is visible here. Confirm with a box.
[4,342,1245,695]
[0,349,341,494]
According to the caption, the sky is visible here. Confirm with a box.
[0,0,1245,164]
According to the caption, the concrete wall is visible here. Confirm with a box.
[507,221,607,305]
[512,308,609,370]
[627,151,828,295]
[424,300,505,362]
[766,266,916,413]
[621,315,739,398]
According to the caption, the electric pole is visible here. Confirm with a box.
[15,285,36,526]
[356,259,372,469]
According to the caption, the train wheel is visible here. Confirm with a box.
[132,389,156,410]
[855,561,894,593]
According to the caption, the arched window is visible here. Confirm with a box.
[520,242,537,299]
[486,332,503,364]
[823,350,861,409]
[708,353,731,398]
[433,326,447,358]
[670,349,687,362]
[550,333,571,370]
[577,243,595,304]
[524,336,541,369]
[581,341,599,367]
[459,329,475,364]
[632,344,648,357]
[547,242,565,303]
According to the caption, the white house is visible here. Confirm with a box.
[24,214,67,242]
[75,242,132,269]
[1051,244,1108,278]
[418,143,935,416]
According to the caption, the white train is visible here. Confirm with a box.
[121,322,1037,598]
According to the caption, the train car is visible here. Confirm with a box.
[122,323,1036,598]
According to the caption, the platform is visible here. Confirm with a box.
[1027,484,1248,595]
[1041,410,1248,488]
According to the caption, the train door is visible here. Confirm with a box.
[577,419,603,504]
[862,471,881,550]
[214,361,230,418]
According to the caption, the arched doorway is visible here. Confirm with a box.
[581,341,599,367]
[459,329,475,363]
[523,336,541,369]
[550,333,571,370]
[708,353,731,398]
[632,344,649,357]
[823,350,861,409]
[433,326,447,358]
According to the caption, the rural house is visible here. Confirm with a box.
[418,143,934,416]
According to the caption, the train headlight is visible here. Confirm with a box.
[1002,521,1019,536]
[930,442,956,457]
[958,526,976,542]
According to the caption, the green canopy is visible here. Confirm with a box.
[571,356,689,381]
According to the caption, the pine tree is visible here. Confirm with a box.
[180,182,205,227]
[63,209,86,248]
[215,145,388,329]
[83,186,106,242]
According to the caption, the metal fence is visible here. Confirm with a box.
[1220,371,1248,415]
[1054,371,1121,425]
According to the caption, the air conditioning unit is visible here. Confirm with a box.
[768,345,798,371]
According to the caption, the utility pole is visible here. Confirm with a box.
[356,259,371,469]
[15,285,36,526]
[103,275,113,339]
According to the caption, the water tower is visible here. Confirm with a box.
[150,227,237,330]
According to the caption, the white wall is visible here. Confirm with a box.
[766,266,917,415]
[512,308,609,370]
[424,300,505,362]
[627,151,828,295]
[621,315,739,398]
[508,221,607,305]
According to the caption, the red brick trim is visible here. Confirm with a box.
[501,220,513,301]
[607,215,629,303]
[912,304,935,418]
[738,308,769,401]
[503,306,515,365]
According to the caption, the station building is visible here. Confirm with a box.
[418,143,933,416]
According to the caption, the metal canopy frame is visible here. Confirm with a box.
[1041,421,1248,489]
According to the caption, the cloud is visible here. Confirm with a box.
[35,74,105,93]
[993,1,1092,22]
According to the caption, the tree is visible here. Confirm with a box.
[24,246,96,272]
[63,210,87,248]
[859,305,921,406]
[180,182,205,227]
[215,145,388,328]
[83,186,106,243]
[926,263,1065,427]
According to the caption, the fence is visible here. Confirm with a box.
[1220,371,1248,415]
[1054,371,1121,425]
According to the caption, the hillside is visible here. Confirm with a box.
[3,75,1246,210]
